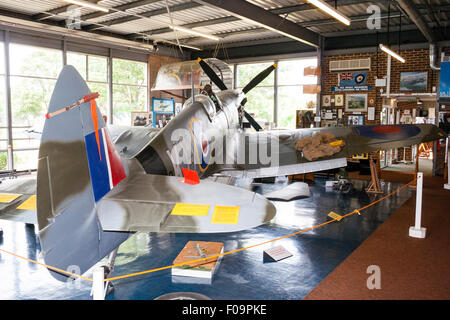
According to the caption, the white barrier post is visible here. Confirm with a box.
[445,139,450,190]
[92,267,105,300]
[409,172,426,238]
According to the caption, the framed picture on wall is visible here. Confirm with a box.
[348,114,364,126]
[400,71,428,91]
[345,93,367,112]
[131,111,150,126]
[152,98,175,113]
[322,95,331,107]
[335,94,344,107]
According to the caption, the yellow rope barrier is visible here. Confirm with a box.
[0,178,416,284]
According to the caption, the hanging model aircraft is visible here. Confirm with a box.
[0,60,446,295]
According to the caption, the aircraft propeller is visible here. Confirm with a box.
[197,58,276,131]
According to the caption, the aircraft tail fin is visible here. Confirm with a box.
[37,65,129,281]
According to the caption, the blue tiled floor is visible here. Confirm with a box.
[0,177,412,300]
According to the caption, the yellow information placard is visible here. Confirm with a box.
[17,195,37,210]
[0,193,22,203]
[328,211,343,221]
[171,203,210,216]
[211,206,240,225]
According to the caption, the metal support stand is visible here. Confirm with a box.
[91,247,119,300]
[409,172,426,238]
[366,155,383,194]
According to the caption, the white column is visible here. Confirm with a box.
[409,172,426,238]
[445,138,450,190]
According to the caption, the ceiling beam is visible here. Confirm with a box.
[395,0,438,42]
[127,0,384,41]
[189,0,320,47]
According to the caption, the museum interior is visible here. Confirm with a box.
[0,0,449,301]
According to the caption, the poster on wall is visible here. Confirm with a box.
[339,72,368,86]
[439,62,450,98]
[400,72,428,91]
[332,72,372,91]
[345,94,368,112]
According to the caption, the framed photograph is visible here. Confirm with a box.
[335,94,344,107]
[131,111,150,126]
[152,98,175,113]
[400,71,428,91]
[322,95,331,107]
[345,93,367,112]
[348,114,364,126]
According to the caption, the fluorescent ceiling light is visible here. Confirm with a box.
[169,25,220,41]
[63,0,110,13]
[307,0,351,26]
[379,44,406,63]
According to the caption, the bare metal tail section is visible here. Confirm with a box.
[37,65,129,281]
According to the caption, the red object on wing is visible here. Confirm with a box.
[181,168,200,185]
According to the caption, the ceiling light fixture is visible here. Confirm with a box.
[63,0,110,13]
[379,44,406,63]
[307,0,351,26]
[169,25,220,41]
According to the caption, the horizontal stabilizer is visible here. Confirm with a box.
[97,173,276,233]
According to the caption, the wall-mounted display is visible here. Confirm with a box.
[348,114,364,126]
[400,71,428,91]
[152,97,175,113]
[439,62,450,98]
[152,97,175,128]
[335,94,344,106]
[338,72,367,86]
[345,93,367,112]
[322,95,331,107]
[131,111,150,126]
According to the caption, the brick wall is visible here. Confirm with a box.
[322,48,440,125]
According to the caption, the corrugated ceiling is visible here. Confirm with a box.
[0,0,446,50]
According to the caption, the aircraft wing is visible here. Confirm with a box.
[215,124,446,178]
[0,177,37,224]
[97,173,275,233]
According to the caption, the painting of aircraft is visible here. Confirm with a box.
[0,60,446,295]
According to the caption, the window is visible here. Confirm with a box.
[236,62,274,124]
[234,58,318,129]
[9,44,63,169]
[0,41,7,170]
[277,58,317,129]
[67,52,108,115]
[112,58,147,125]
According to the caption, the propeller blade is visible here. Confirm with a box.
[197,58,228,91]
[242,63,277,94]
[244,110,263,131]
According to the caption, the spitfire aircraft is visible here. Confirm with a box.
[0,59,446,296]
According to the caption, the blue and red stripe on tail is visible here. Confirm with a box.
[85,126,126,202]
